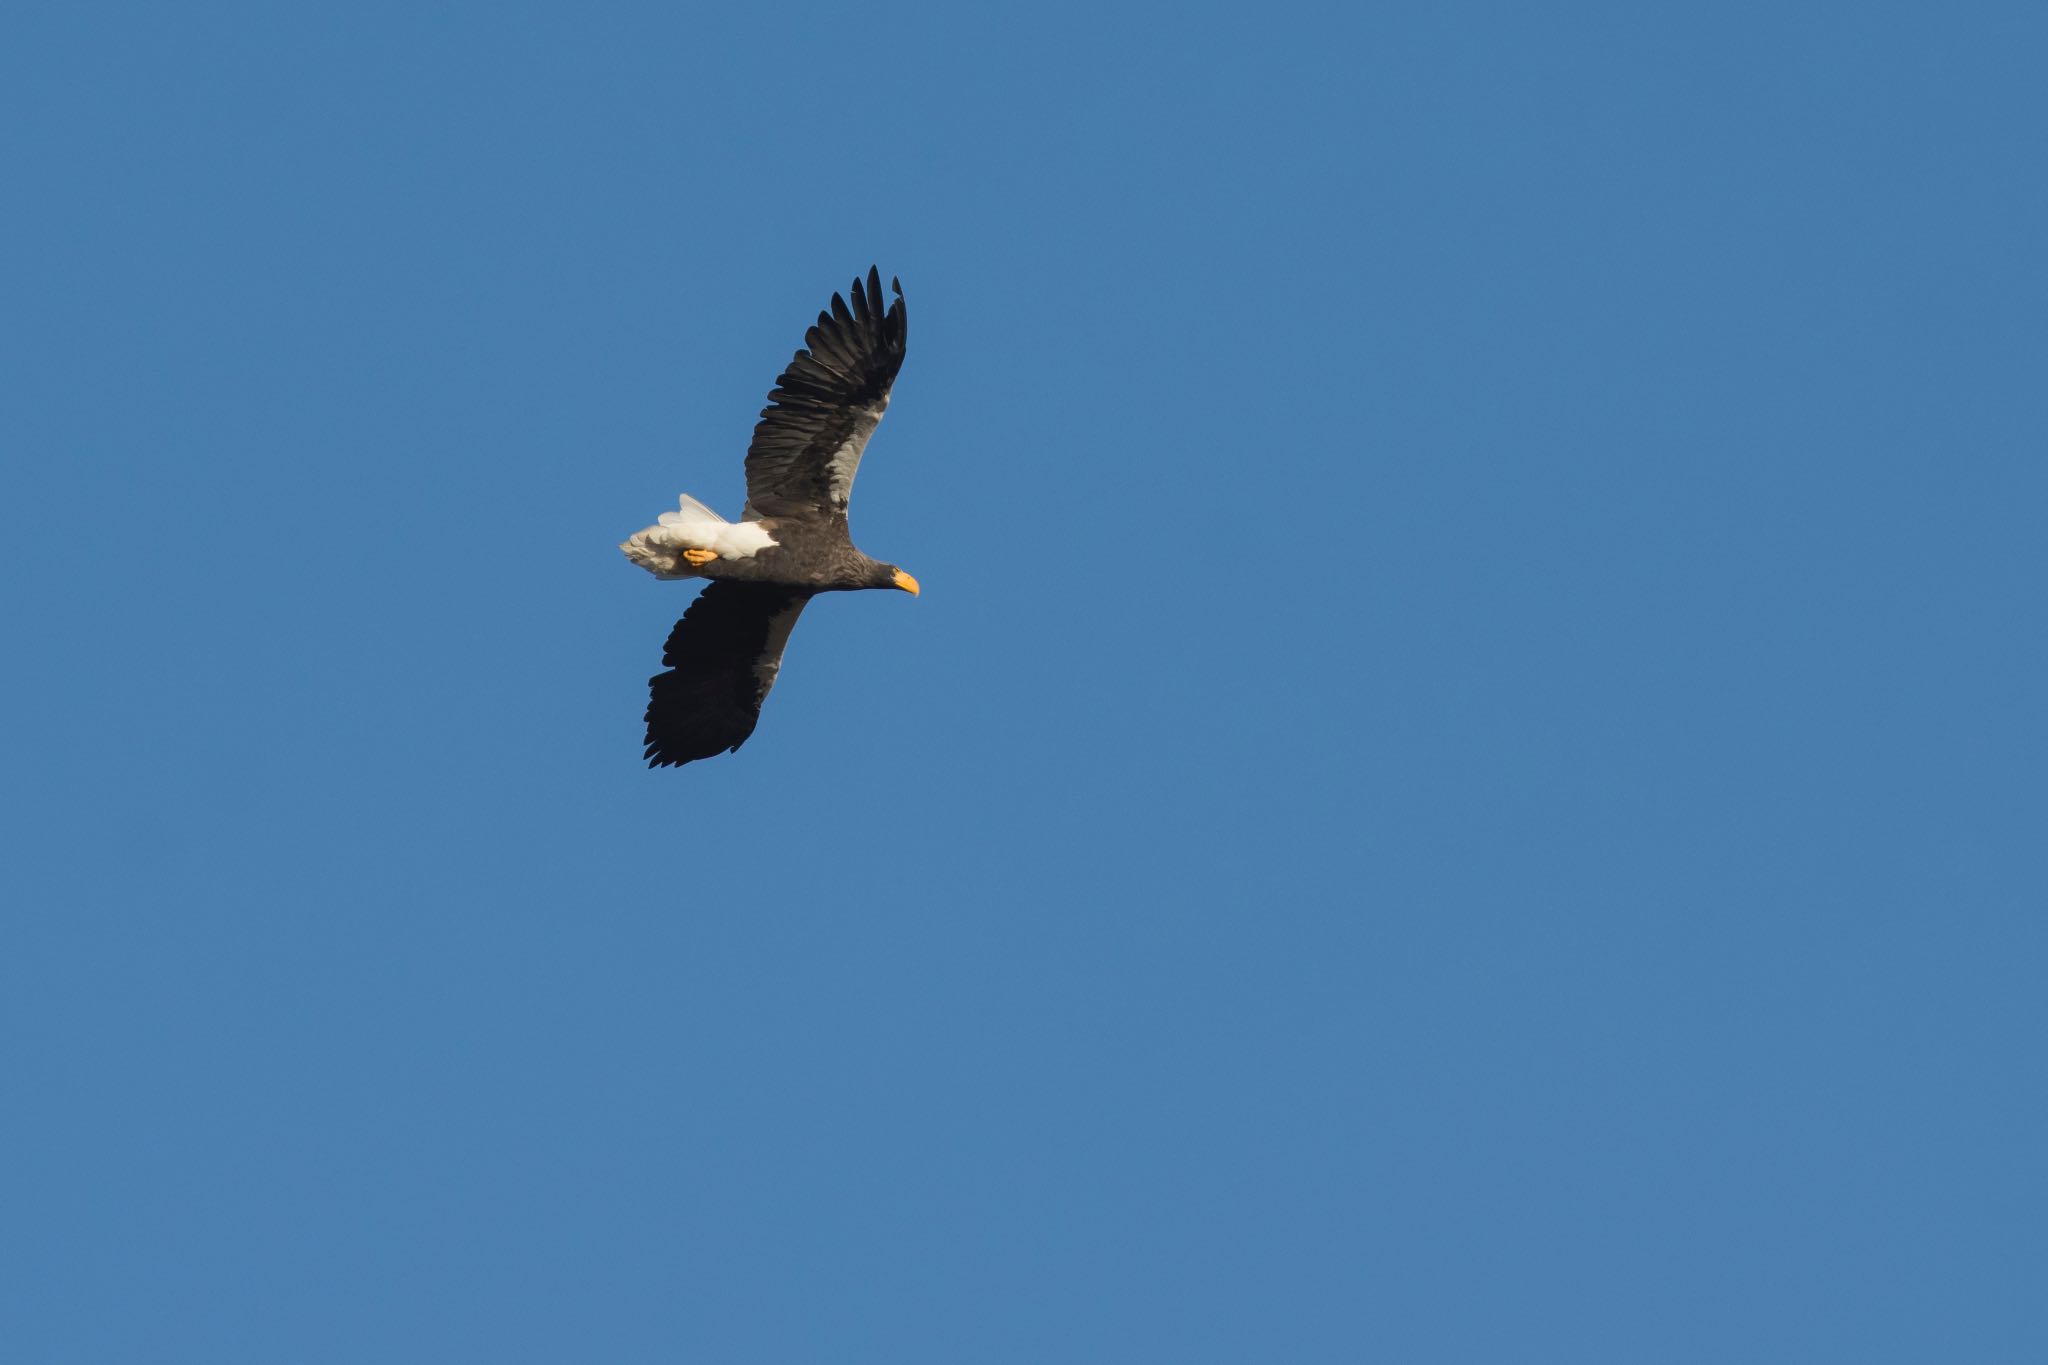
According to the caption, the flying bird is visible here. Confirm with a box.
[620,267,918,767]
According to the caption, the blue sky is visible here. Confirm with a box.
[5,2,2045,1360]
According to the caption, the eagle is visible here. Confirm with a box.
[620,267,918,767]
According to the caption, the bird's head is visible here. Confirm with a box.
[856,558,918,594]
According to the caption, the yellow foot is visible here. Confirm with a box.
[681,548,719,567]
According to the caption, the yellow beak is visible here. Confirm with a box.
[892,569,921,596]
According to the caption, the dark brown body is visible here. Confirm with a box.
[680,522,906,594]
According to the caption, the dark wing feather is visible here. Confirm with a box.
[742,267,907,521]
[643,582,812,767]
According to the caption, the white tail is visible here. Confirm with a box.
[621,494,778,578]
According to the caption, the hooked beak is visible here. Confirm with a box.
[892,569,921,596]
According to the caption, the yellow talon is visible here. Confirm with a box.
[681,548,719,567]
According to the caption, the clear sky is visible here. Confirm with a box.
[5,2,2045,1361]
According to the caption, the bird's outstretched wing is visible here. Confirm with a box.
[742,267,907,522]
[644,582,812,767]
